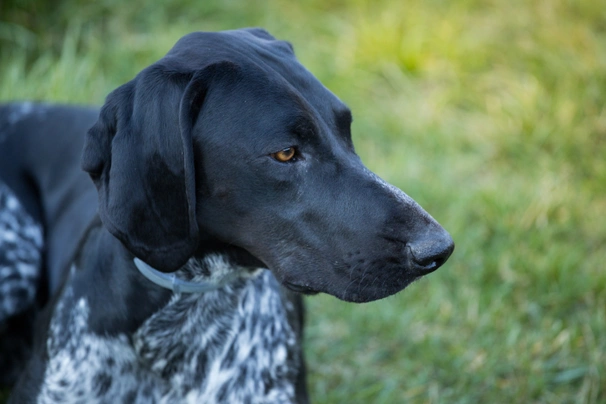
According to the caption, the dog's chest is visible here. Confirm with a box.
[38,269,299,403]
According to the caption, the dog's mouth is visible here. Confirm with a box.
[242,213,454,302]
[271,253,444,303]
[266,249,444,302]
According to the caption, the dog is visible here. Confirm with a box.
[0,28,454,403]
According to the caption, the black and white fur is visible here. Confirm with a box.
[0,182,43,323]
[40,256,300,403]
[0,182,43,386]
[1,28,454,403]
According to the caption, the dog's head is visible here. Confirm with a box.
[82,28,453,303]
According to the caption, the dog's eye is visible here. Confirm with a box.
[271,147,297,163]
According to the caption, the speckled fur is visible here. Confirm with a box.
[38,255,299,403]
[0,181,43,323]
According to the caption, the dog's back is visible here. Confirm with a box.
[0,103,99,387]
[0,103,99,292]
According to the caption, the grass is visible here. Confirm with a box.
[1,0,605,402]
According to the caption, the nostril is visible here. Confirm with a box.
[412,251,439,269]
[408,233,454,274]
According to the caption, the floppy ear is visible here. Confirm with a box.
[82,63,227,272]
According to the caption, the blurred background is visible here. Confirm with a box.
[1,0,604,402]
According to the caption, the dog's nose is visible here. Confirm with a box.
[408,230,454,275]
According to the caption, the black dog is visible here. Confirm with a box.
[0,28,453,403]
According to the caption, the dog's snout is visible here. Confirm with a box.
[408,230,454,275]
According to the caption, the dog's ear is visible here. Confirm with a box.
[82,63,227,272]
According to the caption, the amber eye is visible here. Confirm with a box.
[271,147,297,162]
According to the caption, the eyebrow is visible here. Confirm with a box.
[288,114,316,140]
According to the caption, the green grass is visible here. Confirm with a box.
[2,0,605,402]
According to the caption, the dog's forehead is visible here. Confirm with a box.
[166,29,348,116]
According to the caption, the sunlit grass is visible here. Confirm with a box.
[1,0,605,402]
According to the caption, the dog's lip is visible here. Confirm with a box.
[282,281,319,295]
[275,261,427,301]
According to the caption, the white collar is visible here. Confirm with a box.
[133,257,240,294]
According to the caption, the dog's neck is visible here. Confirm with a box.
[137,240,267,293]
[69,223,271,333]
